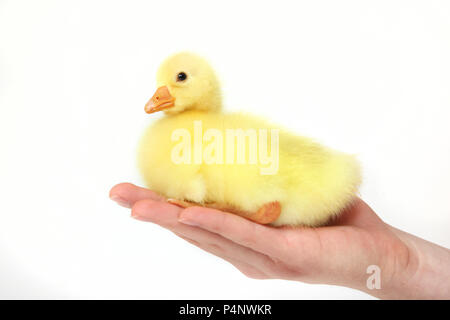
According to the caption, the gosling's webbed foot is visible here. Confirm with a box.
[167,199,281,225]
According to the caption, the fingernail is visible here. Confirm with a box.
[130,211,145,221]
[178,214,199,227]
[110,195,131,208]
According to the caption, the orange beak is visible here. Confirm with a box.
[144,86,176,114]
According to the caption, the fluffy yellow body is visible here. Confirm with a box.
[138,110,361,227]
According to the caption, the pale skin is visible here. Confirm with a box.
[110,183,450,299]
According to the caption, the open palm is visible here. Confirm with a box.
[110,183,448,299]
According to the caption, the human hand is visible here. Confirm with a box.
[109,183,450,299]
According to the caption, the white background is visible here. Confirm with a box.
[1,0,449,299]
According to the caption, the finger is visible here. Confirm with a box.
[132,199,279,276]
[177,206,290,260]
[131,198,183,224]
[109,183,165,208]
[175,233,268,279]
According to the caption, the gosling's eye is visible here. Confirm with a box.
[177,72,187,82]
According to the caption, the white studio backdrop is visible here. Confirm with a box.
[0,0,449,299]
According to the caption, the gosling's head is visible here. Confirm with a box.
[145,52,222,115]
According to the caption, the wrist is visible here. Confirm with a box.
[369,226,450,299]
